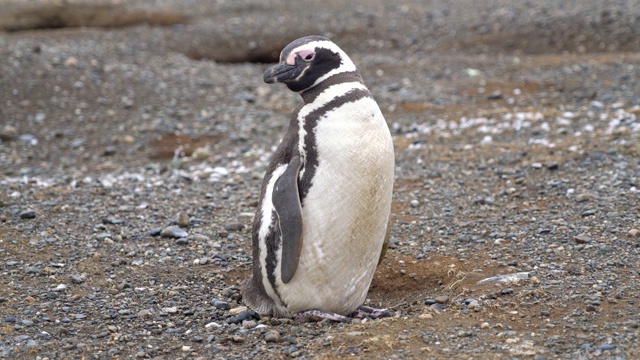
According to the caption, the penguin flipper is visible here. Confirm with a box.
[377,218,392,265]
[272,155,304,284]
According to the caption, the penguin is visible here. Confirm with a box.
[241,35,394,322]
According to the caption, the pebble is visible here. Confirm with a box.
[467,300,481,311]
[75,314,87,320]
[265,329,281,343]
[576,193,596,202]
[64,56,78,67]
[628,229,640,237]
[95,233,113,241]
[581,209,596,217]
[162,307,178,314]
[20,210,36,219]
[71,275,84,284]
[224,222,245,231]
[175,238,189,245]
[177,211,190,228]
[480,322,490,329]
[242,320,257,329]
[232,335,245,343]
[53,284,67,292]
[229,306,248,315]
[150,227,162,236]
[161,226,188,238]
[598,344,616,351]
[434,295,449,304]
[573,234,591,244]
[212,298,231,310]
[237,310,258,322]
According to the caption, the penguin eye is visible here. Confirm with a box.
[299,50,315,62]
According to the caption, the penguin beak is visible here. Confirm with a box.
[263,62,302,84]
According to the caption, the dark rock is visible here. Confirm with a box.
[20,210,36,219]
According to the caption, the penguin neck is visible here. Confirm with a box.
[299,71,363,104]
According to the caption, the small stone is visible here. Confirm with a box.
[487,91,503,100]
[181,346,191,352]
[480,322,490,329]
[628,229,640,237]
[136,352,146,358]
[598,344,615,351]
[95,233,113,241]
[150,227,162,236]
[53,284,67,292]
[138,309,152,317]
[224,222,245,231]
[576,193,596,202]
[242,320,257,329]
[198,257,208,265]
[467,300,481,311]
[121,96,134,109]
[581,209,596,217]
[265,329,281,343]
[177,211,190,228]
[237,310,256,322]
[0,125,18,141]
[161,226,188,239]
[189,234,211,242]
[176,238,189,245]
[212,298,231,310]
[232,335,245,343]
[162,307,178,314]
[103,146,117,156]
[192,336,204,343]
[205,322,221,329]
[70,275,84,284]
[410,199,419,208]
[434,295,449,304]
[229,306,248,315]
[20,210,36,219]
[75,314,87,320]
[64,56,78,67]
[573,234,591,244]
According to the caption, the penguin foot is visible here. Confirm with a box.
[294,310,351,323]
[294,306,392,323]
[350,305,393,319]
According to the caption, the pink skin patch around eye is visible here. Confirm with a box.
[285,50,315,65]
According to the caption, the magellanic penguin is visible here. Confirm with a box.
[241,35,394,322]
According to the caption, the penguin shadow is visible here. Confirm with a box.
[368,253,495,308]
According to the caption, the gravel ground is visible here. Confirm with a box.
[1,1,640,359]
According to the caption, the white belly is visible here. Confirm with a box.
[281,97,394,314]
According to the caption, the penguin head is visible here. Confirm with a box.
[263,35,357,92]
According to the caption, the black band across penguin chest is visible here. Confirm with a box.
[297,84,373,202]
